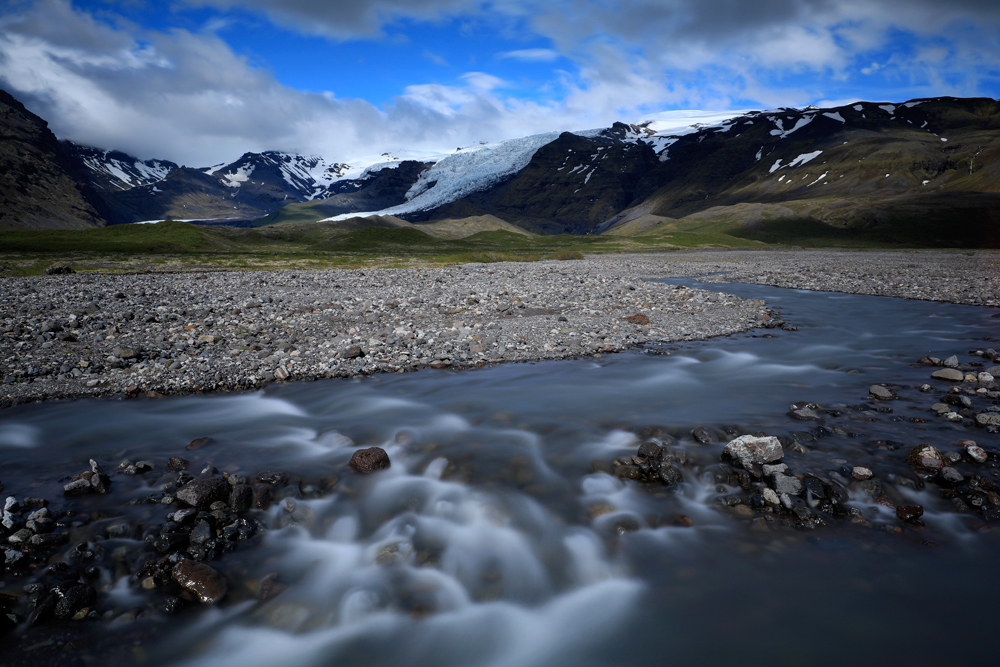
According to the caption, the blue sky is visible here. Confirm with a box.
[1,0,998,165]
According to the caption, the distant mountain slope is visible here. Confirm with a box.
[608,97,1000,244]
[255,161,432,225]
[0,90,112,229]
[61,141,178,191]
[365,96,1000,242]
[408,125,659,233]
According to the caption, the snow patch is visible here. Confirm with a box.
[787,151,823,168]
[823,112,845,123]
[879,104,896,115]
[769,159,784,173]
[771,115,815,138]
[854,104,864,112]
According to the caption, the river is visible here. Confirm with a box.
[1,277,998,666]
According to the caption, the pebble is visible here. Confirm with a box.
[869,385,893,400]
[349,447,391,474]
[931,368,965,382]
[852,466,873,480]
[172,559,228,604]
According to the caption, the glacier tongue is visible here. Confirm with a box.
[322,131,568,221]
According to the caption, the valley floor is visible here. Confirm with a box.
[2,249,997,407]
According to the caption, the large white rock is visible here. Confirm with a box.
[723,435,784,467]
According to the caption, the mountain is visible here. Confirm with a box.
[355,98,998,243]
[255,160,432,225]
[101,151,356,222]
[61,141,178,191]
[0,90,114,229]
[4,85,999,245]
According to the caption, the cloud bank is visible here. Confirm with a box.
[0,0,997,166]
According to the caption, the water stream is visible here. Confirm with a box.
[2,278,998,665]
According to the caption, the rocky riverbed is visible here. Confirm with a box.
[3,248,998,408]
[0,257,770,407]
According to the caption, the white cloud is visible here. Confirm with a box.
[498,48,560,62]
[2,0,999,169]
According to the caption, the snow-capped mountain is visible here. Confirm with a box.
[6,84,999,243]
[61,141,179,191]
[205,151,352,200]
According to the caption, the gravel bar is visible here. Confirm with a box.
[1,256,770,407]
[654,248,1000,306]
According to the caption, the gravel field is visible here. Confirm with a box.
[0,255,770,407]
[3,248,997,408]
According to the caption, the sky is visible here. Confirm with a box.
[1,0,998,166]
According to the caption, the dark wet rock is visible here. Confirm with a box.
[256,471,289,485]
[117,460,154,475]
[89,460,111,493]
[170,508,198,526]
[189,520,213,546]
[617,465,642,480]
[789,406,822,421]
[858,478,885,500]
[723,435,784,468]
[869,385,894,400]
[658,464,682,486]
[229,484,254,513]
[636,441,663,460]
[931,368,965,382]
[53,584,96,620]
[673,514,695,527]
[907,445,946,472]
[167,456,191,471]
[349,447,391,473]
[803,476,826,499]
[62,479,93,495]
[691,426,718,444]
[176,474,229,509]
[896,505,924,523]
[186,437,213,451]
[253,485,272,510]
[29,532,68,548]
[939,467,965,485]
[172,559,227,604]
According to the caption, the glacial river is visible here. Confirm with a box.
[1,278,998,666]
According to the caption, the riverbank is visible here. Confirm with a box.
[3,248,997,408]
[0,256,769,407]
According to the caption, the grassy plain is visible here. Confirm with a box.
[0,218,765,275]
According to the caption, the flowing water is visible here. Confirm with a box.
[2,278,999,665]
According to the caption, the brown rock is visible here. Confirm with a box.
[624,313,650,325]
[896,505,924,523]
[172,559,227,604]
[907,445,945,471]
[349,447,391,473]
[186,437,213,451]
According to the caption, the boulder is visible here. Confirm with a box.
[722,435,784,468]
